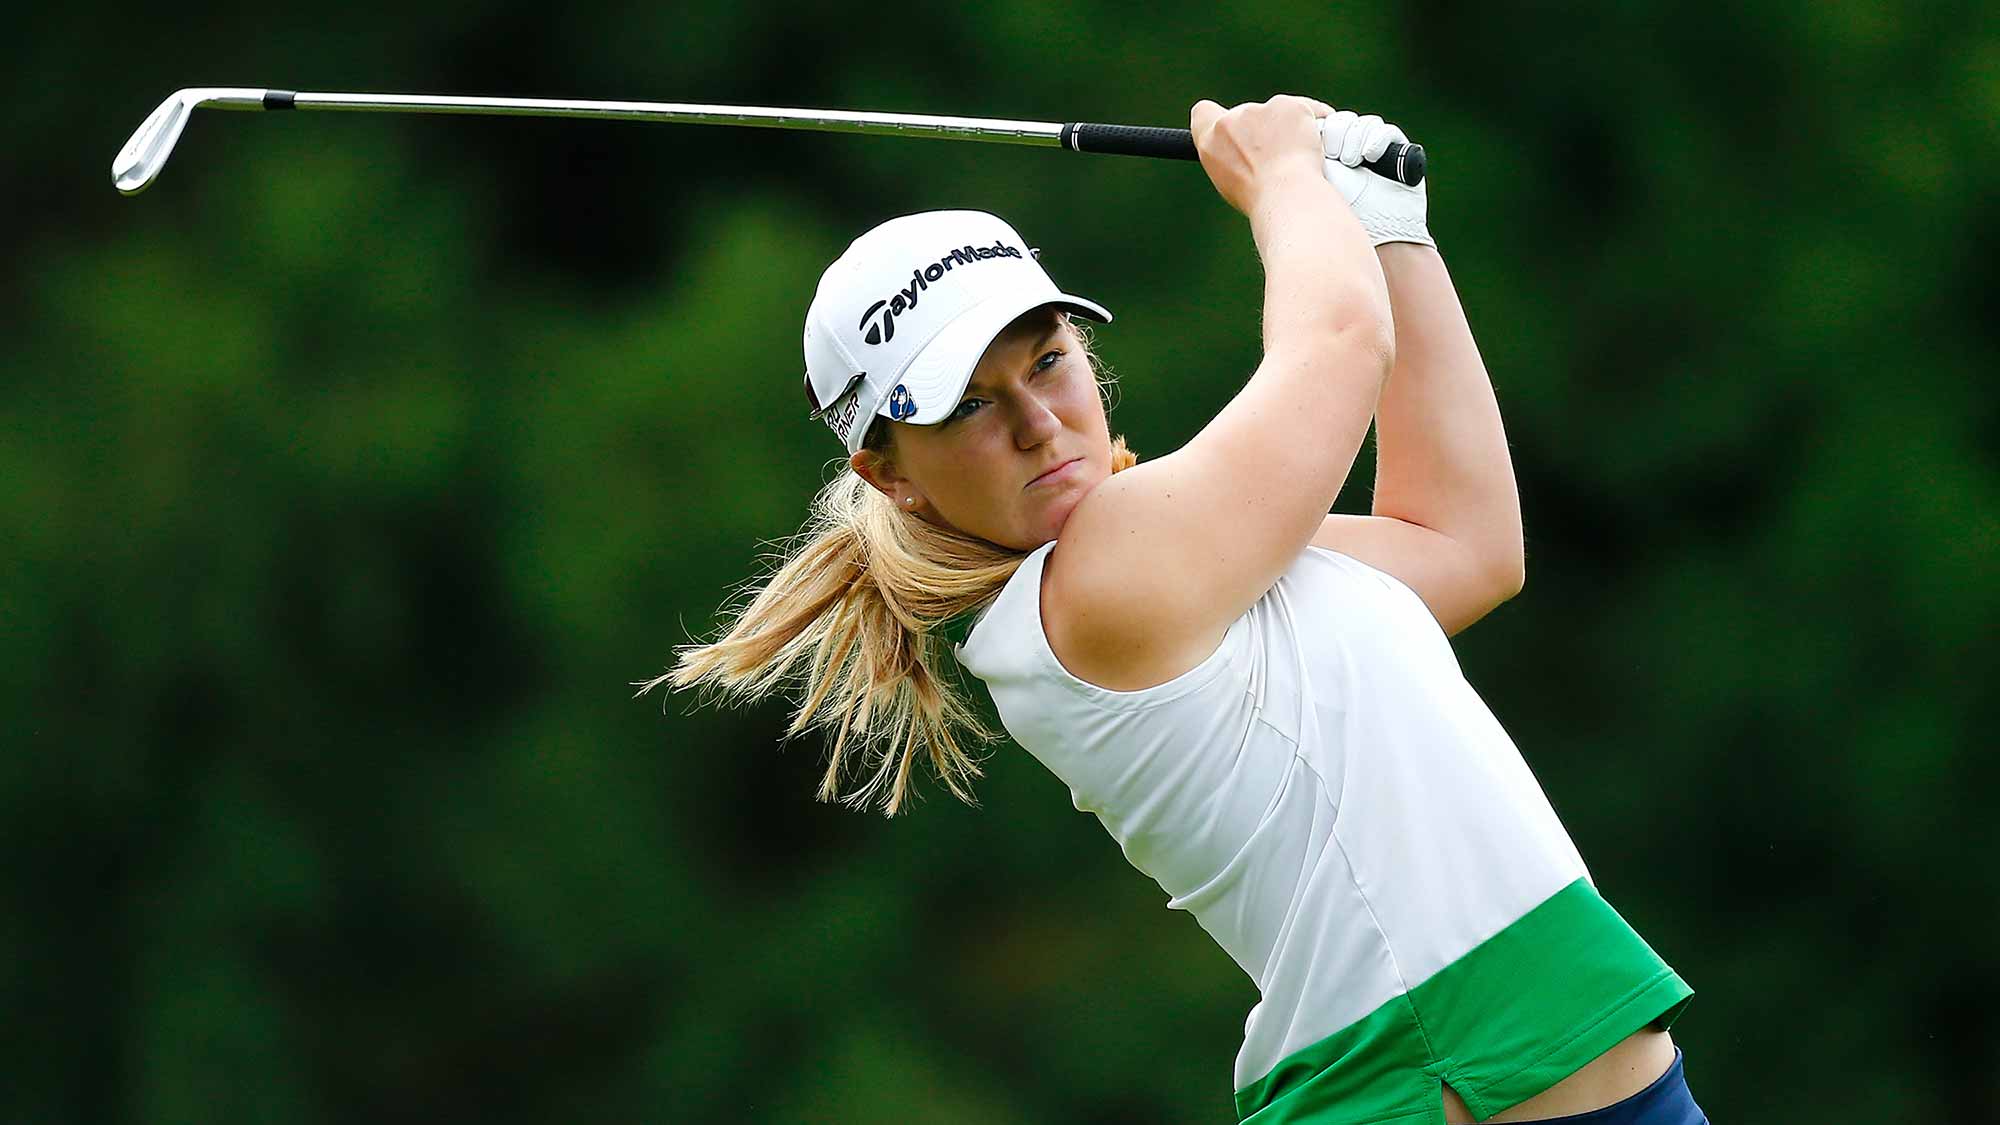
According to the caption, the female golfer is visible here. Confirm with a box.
[652,96,1705,1124]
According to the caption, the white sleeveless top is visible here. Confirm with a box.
[955,543,1690,1123]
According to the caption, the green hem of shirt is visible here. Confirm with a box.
[1235,878,1693,1125]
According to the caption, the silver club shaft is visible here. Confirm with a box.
[112,87,1069,195]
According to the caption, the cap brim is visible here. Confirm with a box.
[892,291,1112,428]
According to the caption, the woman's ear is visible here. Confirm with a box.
[850,449,902,500]
[854,443,939,522]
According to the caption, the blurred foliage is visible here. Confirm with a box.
[5,2,1996,1121]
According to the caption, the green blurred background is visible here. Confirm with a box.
[8,3,1996,1121]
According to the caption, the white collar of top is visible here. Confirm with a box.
[802,210,1112,455]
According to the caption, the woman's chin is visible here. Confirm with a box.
[988,513,1068,553]
[969,477,1104,551]
[1033,492,1091,545]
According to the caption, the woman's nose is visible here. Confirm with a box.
[1013,395,1062,448]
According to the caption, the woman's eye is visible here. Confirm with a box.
[1035,350,1063,373]
[949,398,985,421]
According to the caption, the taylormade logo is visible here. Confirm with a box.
[857,240,1025,346]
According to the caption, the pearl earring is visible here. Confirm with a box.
[904,497,916,507]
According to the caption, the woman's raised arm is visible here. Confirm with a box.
[1303,111,1525,638]
[1312,243,1525,635]
[1043,96,1394,690]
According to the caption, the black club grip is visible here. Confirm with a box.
[1060,122,1197,160]
[1060,121,1427,187]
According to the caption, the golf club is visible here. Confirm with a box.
[111,87,1427,196]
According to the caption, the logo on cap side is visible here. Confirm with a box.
[821,391,861,442]
[856,240,1027,347]
[887,385,917,420]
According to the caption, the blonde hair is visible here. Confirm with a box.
[639,313,1134,815]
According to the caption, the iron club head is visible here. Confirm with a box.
[113,88,269,195]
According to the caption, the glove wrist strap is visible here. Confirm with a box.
[1363,217,1435,248]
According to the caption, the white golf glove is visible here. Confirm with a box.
[1319,110,1432,248]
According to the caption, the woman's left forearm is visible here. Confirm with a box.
[1370,243,1524,590]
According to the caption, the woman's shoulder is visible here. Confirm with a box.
[1020,449,1331,693]
[1034,535,1436,695]
[1039,535,1236,694]
[958,538,1249,711]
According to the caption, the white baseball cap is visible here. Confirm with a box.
[803,210,1112,454]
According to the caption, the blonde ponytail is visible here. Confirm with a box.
[642,318,1133,815]
[644,434,1136,808]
